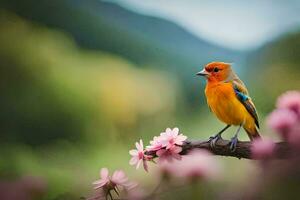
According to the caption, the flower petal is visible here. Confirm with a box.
[139,139,144,150]
[136,159,142,169]
[93,179,107,189]
[172,127,179,135]
[172,153,182,160]
[172,146,182,154]
[100,168,109,179]
[135,142,140,151]
[129,149,138,156]
[112,170,128,184]
[129,157,138,165]
[156,149,166,157]
[175,135,187,144]
[166,128,172,135]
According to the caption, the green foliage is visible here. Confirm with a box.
[0,12,180,146]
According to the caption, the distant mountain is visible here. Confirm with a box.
[246,31,300,68]
[1,0,244,106]
[244,31,300,112]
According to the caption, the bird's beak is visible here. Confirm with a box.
[196,69,209,77]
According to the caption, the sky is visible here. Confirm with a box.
[108,0,300,50]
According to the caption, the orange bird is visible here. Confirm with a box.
[197,62,260,151]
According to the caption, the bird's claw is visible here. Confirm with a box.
[209,134,221,149]
[229,136,238,152]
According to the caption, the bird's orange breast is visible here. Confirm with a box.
[205,82,253,126]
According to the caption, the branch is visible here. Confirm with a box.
[146,139,291,159]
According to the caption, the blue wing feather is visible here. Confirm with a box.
[233,84,260,128]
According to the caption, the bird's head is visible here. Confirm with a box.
[197,62,232,82]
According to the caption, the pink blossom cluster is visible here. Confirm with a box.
[251,91,300,158]
[90,168,136,200]
[159,150,220,181]
[251,138,275,159]
[129,128,187,171]
[267,90,300,146]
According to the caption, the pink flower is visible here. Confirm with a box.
[158,160,176,176]
[158,150,220,180]
[93,168,110,190]
[277,91,300,117]
[266,109,298,139]
[287,124,300,147]
[146,136,164,151]
[129,140,152,172]
[146,128,187,162]
[92,168,136,198]
[156,145,182,162]
[251,138,275,159]
[111,170,137,190]
[160,128,187,149]
[177,150,220,179]
[146,128,187,152]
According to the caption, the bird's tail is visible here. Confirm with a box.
[244,127,261,141]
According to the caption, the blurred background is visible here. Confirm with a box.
[0,0,300,199]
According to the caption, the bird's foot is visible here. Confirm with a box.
[209,134,222,149]
[229,136,238,152]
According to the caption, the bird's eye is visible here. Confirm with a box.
[214,68,219,72]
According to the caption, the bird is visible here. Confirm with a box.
[197,61,261,151]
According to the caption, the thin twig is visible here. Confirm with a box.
[146,139,291,159]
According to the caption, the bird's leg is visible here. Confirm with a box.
[229,124,242,152]
[209,125,231,148]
